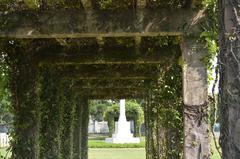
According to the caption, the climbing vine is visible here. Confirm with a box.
[0,39,40,159]
[201,0,222,156]
[0,30,189,159]
[59,80,75,159]
[39,66,62,159]
[145,61,183,159]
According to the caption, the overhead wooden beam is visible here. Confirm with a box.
[59,64,160,79]
[0,9,204,38]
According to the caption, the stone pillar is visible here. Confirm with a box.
[144,93,159,159]
[181,38,210,159]
[6,40,39,159]
[72,97,83,159]
[39,67,61,159]
[60,81,75,159]
[144,64,183,159]
[72,97,89,159]
[81,98,89,159]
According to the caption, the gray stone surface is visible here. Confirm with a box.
[0,9,204,38]
[182,38,210,159]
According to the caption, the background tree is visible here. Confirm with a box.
[0,53,12,126]
[89,100,111,122]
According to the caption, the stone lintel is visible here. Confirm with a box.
[74,79,146,89]
[59,64,160,79]
[0,9,205,38]
[75,88,146,99]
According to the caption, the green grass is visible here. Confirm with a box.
[0,148,10,158]
[0,147,221,159]
[0,137,221,159]
[88,138,145,148]
[211,139,221,159]
[89,148,145,159]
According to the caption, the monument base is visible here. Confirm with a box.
[105,137,140,144]
[105,121,140,144]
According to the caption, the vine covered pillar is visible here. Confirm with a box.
[144,63,183,159]
[59,80,75,159]
[72,96,89,159]
[181,38,210,159]
[81,97,89,159]
[7,41,39,159]
[72,97,83,159]
[144,89,159,159]
[39,66,62,159]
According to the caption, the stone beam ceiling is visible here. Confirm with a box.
[0,9,204,38]
[58,64,161,79]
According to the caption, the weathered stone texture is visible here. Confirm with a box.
[0,9,204,38]
[182,38,210,159]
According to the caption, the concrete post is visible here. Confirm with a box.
[181,38,210,159]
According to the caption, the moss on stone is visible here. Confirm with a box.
[0,0,204,11]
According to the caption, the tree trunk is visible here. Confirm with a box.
[181,38,210,159]
[219,0,240,158]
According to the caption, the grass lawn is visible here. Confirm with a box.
[89,148,145,159]
[89,147,221,159]
[0,148,10,158]
[88,137,145,148]
[211,140,221,159]
[0,137,221,159]
[0,147,221,159]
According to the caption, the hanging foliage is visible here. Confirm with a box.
[145,62,183,159]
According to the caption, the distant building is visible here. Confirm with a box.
[88,118,139,134]
[0,125,10,147]
[88,119,109,134]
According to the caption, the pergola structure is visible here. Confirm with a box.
[0,1,209,159]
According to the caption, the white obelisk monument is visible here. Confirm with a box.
[105,99,140,143]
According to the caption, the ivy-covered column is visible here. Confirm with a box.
[39,66,61,159]
[144,90,158,159]
[72,97,89,159]
[133,118,140,137]
[59,80,75,159]
[72,97,83,159]
[6,41,39,159]
[144,63,183,159]
[181,38,210,159]
[81,98,89,159]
